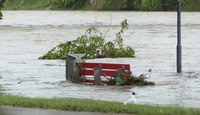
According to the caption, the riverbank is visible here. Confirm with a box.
[0,94,199,115]
[2,0,200,11]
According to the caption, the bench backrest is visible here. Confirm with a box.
[76,62,131,76]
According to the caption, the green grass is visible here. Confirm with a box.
[0,94,199,115]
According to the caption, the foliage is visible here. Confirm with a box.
[0,0,4,20]
[101,0,174,11]
[141,0,162,11]
[0,94,200,115]
[3,0,51,10]
[39,19,135,60]
[51,0,88,10]
[101,0,128,10]
[182,0,200,11]
[3,0,200,11]
[130,0,142,10]
[0,9,2,20]
[141,0,177,11]
[105,73,155,86]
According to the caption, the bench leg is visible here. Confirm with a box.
[116,66,125,75]
[94,66,103,85]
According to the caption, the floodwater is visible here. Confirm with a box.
[0,11,200,108]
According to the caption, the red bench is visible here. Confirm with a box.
[75,62,132,84]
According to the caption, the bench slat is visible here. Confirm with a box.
[82,69,117,76]
[81,69,131,76]
[76,62,130,70]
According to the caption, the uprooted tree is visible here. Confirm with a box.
[39,19,135,60]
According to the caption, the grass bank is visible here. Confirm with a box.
[3,0,200,11]
[0,94,199,115]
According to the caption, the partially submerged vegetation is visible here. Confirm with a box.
[106,72,155,86]
[39,19,135,60]
[0,94,200,115]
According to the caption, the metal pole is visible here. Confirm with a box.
[177,0,182,73]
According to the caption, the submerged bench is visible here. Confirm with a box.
[76,62,131,76]
[66,60,132,85]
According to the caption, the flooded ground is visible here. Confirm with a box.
[0,11,200,108]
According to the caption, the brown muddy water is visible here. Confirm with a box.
[0,11,200,108]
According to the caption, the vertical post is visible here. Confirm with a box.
[177,0,182,73]
[66,60,75,81]
[94,64,103,85]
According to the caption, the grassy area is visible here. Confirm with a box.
[0,94,199,115]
